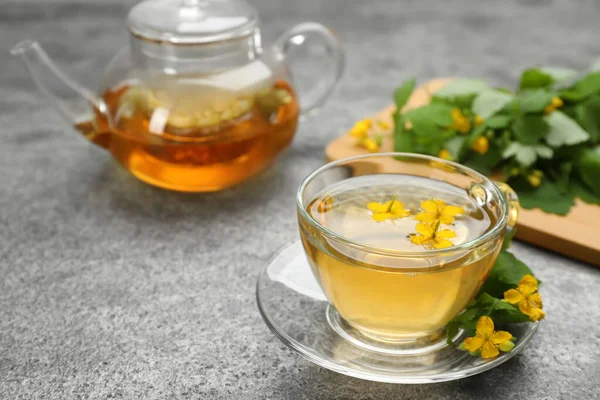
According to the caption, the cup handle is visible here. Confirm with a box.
[494,181,520,231]
[272,22,344,115]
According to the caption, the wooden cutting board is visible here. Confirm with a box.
[326,78,600,267]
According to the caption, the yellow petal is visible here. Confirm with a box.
[442,205,465,217]
[415,212,437,223]
[489,331,512,345]
[356,119,372,130]
[371,212,391,222]
[503,289,524,305]
[362,139,379,153]
[463,336,485,352]
[518,274,538,296]
[436,229,456,239]
[438,149,452,160]
[367,202,387,213]
[519,298,534,317]
[350,127,367,139]
[415,223,434,237]
[433,239,454,249]
[529,292,543,309]
[410,235,430,245]
[451,108,463,122]
[481,341,500,359]
[528,307,546,322]
[392,209,411,218]
[476,316,495,337]
[421,200,441,213]
[439,215,456,225]
[389,201,406,213]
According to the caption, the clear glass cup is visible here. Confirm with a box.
[296,153,519,353]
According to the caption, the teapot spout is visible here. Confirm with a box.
[11,40,111,145]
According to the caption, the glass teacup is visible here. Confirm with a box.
[297,153,518,353]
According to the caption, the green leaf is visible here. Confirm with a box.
[544,111,590,147]
[574,95,600,143]
[578,147,600,197]
[446,308,479,343]
[479,251,534,298]
[435,79,489,98]
[485,115,512,129]
[552,162,574,192]
[520,68,553,90]
[518,89,554,113]
[512,114,549,144]
[464,146,503,175]
[404,103,455,129]
[472,90,513,119]
[476,293,530,324]
[539,67,578,85]
[432,93,478,109]
[535,145,553,159]
[502,228,516,251]
[573,71,600,98]
[571,179,600,205]
[394,130,414,153]
[464,124,487,147]
[559,90,585,103]
[445,321,460,345]
[502,143,537,167]
[394,78,417,113]
[445,136,465,159]
[510,178,576,215]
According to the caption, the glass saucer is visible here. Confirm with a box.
[256,241,539,384]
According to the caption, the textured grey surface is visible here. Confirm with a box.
[1,0,600,399]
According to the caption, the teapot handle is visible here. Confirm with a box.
[273,23,344,115]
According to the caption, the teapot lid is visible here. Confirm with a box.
[127,0,259,44]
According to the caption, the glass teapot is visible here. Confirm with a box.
[12,0,344,192]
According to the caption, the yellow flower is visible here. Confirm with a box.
[504,274,546,322]
[377,120,390,130]
[474,115,485,127]
[410,222,456,249]
[543,96,564,114]
[367,195,410,222]
[349,119,372,139]
[438,149,452,160]
[472,136,489,155]
[359,137,379,153]
[527,174,542,187]
[415,199,465,225]
[462,316,514,359]
[450,108,471,134]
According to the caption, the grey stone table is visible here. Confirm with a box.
[1,0,599,398]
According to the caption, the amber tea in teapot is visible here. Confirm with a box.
[12,0,343,192]
[76,80,299,191]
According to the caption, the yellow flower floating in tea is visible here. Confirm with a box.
[461,316,515,359]
[415,199,465,225]
[503,274,546,322]
[410,222,457,249]
[367,196,411,222]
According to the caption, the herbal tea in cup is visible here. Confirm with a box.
[297,153,516,352]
